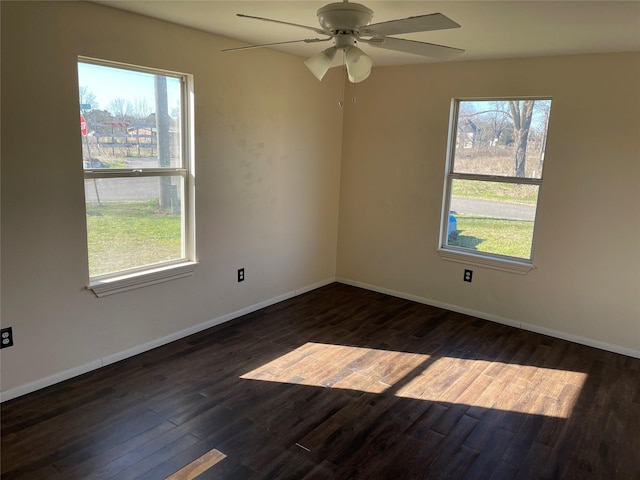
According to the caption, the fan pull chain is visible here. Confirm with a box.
[338,51,346,109]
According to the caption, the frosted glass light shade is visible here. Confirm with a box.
[304,47,337,81]
[345,45,372,83]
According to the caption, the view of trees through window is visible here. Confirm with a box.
[78,60,189,278]
[444,99,552,261]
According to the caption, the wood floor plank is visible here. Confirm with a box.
[2,406,166,479]
[253,446,319,479]
[463,425,514,478]
[55,421,178,478]
[104,433,202,480]
[163,447,226,480]
[2,283,639,479]
[300,460,339,480]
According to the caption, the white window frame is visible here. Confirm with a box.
[438,97,551,274]
[79,57,196,296]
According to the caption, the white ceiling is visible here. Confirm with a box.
[96,1,640,66]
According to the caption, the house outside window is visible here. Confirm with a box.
[78,58,195,296]
[439,98,552,273]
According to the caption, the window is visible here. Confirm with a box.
[78,58,195,296]
[439,98,552,273]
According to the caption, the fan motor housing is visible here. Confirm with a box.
[317,2,373,33]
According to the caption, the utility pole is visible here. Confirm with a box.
[154,76,172,210]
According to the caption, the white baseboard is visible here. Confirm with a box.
[336,277,640,360]
[0,277,336,403]
[0,360,104,403]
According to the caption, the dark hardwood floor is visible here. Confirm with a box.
[2,283,639,479]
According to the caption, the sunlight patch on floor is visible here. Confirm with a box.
[241,342,587,418]
[241,342,428,393]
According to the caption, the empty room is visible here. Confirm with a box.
[1,1,639,478]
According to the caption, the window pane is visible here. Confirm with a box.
[85,176,184,277]
[78,62,182,169]
[447,179,539,260]
[453,99,551,179]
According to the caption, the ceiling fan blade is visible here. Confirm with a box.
[222,37,331,52]
[237,13,328,36]
[361,13,460,36]
[367,37,464,59]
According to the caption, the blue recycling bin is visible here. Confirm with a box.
[448,213,457,240]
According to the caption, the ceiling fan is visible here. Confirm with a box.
[224,0,464,83]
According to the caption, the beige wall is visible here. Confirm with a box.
[0,2,343,395]
[337,53,640,354]
[2,2,639,398]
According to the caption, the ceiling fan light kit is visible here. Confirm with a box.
[304,47,338,81]
[345,45,372,83]
[229,0,464,84]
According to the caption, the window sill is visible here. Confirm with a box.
[89,262,198,297]
[437,248,534,275]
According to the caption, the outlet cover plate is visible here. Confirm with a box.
[1,327,14,348]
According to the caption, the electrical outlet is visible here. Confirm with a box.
[464,269,473,282]
[1,327,14,349]
[238,268,245,282]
